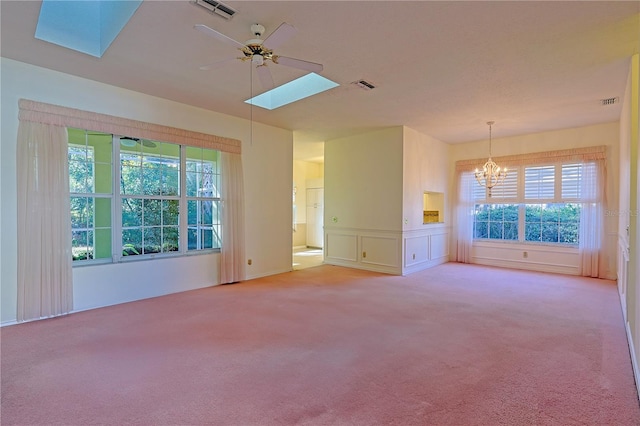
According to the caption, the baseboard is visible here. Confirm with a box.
[1,320,18,327]
[625,321,640,401]
[246,267,293,280]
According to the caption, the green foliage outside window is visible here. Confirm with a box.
[474,203,580,245]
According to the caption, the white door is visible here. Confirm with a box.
[306,188,324,248]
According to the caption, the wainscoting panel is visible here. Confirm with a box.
[404,235,429,267]
[325,232,358,262]
[325,226,450,276]
[361,235,400,268]
[402,225,450,275]
[472,242,580,275]
[430,233,449,260]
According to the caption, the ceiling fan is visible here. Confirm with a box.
[194,22,323,90]
[119,136,156,148]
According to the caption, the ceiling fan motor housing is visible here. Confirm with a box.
[251,24,265,37]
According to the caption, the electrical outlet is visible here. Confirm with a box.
[332,216,338,223]
[412,253,416,260]
[248,259,252,265]
[523,252,528,259]
[362,251,367,258]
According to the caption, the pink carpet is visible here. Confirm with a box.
[2,263,639,425]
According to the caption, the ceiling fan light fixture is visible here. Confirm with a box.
[252,54,264,66]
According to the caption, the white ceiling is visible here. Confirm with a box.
[2,1,639,162]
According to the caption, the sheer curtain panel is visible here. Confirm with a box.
[17,121,73,321]
[579,160,606,277]
[455,172,475,263]
[219,152,246,284]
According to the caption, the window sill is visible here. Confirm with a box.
[473,240,578,253]
[72,249,220,267]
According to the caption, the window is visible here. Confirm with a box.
[69,129,220,263]
[69,129,113,261]
[472,163,583,245]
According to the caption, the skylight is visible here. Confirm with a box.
[245,73,339,110]
[35,0,142,58]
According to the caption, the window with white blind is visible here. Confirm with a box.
[473,163,583,245]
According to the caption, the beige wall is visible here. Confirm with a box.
[402,126,451,228]
[619,53,640,395]
[324,126,450,275]
[292,160,324,247]
[325,127,404,231]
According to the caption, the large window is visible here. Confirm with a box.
[472,163,583,245]
[69,129,220,263]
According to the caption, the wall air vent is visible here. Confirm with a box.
[600,97,619,106]
[352,80,376,90]
[193,0,236,20]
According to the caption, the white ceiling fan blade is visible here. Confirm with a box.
[194,24,245,49]
[199,57,237,71]
[275,56,323,73]
[262,22,297,50]
[255,65,274,90]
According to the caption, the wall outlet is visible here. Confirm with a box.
[523,252,528,259]
[332,216,338,223]
[412,253,416,260]
[362,251,367,258]
[247,259,252,265]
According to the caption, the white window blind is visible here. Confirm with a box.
[525,165,555,200]
[472,178,486,201]
[561,163,582,200]
[489,168,518,200]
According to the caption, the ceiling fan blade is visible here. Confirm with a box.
[255,65,274,90]
[199,57,237,71]
[194,24,245,49]
[275,56,323,73]
[262,22,297,50]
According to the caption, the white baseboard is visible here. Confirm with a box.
[625,321,640,401]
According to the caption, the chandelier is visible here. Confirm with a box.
[475,121,507,197]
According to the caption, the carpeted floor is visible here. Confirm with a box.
[2,263,639,425]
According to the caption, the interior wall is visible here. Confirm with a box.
[0,58,293,324]
[325,127,404,231]
[323,127,404,273]
[621,52,640,395]
[450,122,620,279]
[402,126,451,227]
[292,160,323,247]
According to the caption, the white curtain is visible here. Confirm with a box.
[16,121,73,322]
[579,160,606,277]
[219,152,246,284]
[455,172,475,263]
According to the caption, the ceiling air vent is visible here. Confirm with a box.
[600,97,619,106]
[352,80,376,90]
[193,0,237,20]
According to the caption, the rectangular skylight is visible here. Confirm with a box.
[35,0,142,57]
[245,73,339,110]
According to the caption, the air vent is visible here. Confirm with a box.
[601,97,619,106]
[193,0,236,20]
[352,80,376,90]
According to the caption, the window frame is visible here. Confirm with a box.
[70,131,221,266]
[472,162,583,247]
